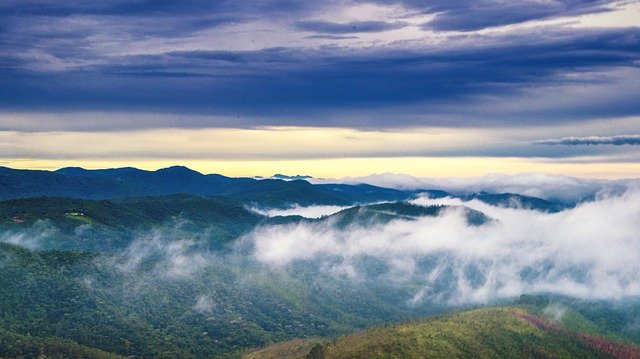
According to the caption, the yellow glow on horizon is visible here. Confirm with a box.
[0,127,479,160]
[3,125,640,180]
[4,157,640,180]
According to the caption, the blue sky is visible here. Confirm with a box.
[0,0,639,177]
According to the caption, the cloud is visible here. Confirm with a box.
[249,204,349,219]
[295,20,407,34]
[4,186,640,310]
[194,295,215,313]
[245,190,640,304]
[0,0,638,129]
[535,135,640,145]
[310,172,638,204]
[3,29,639,128]
[543,302,568,321]
[414,0,614,31]
[102,222,210,279]
[0,220,61,249]
[304,34,359,40]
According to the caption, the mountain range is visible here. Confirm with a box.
[0,166,567,212]
[1,166,631,358]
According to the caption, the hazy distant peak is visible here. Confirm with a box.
[55,166,143,176]
[55,167,89,175]
[271,174,314,181]
[155,165,203,176]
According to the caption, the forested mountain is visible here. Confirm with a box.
[0,195,263,251]
[0,242,426,358]
[0,166,635,358]
[0,166,571,211]
[462,192,567,213]
[4,235,640,359]
[0,195,487,252]
[0,166,414,207]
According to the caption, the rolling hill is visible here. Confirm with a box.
[0,167,621,359]
[245,306,640,359]
[0,196,493,252]
[0,242,424,358]
[260,202,491,229]
[462,192,568,213]
[0,195,265,251]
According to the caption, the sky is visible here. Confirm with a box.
[1,0,639,178]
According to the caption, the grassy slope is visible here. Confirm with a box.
[243,339,325,359]
[245,307,622,359]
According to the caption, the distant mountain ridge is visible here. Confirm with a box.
[0,166,569,212]
[271,174,314,181]
[0,166,414,207]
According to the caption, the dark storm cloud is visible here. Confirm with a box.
[295,20,407,34]
[305,34,360,40]
[0,0,637,130]
[0,0,317,17]
[3,26,639,127]
[0,0,324,44]
[535,135,640,145]
[0,0,615,30]
[386,0,615,31]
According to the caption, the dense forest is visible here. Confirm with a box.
[0,168,638,358]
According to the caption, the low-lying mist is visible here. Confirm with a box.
[0,220,59,250]
[245,191,640,305]
[248,204,348,218]
[310,173,639,204]
[3,190,640,313]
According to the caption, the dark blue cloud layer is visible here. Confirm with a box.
[535,135,640,145]
[385,0,614,31]
[295,20,407,34]
[1,0,614,31]
[0,0,318,17]
[0,0,637,130]
[2,28,639,126]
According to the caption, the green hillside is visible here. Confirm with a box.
[261,202,491,229]
[0,166,416,208]
[2,194,639,359]
[0,197,491,252]
[0,242,423,358]
[0,195,264,251]
[323,202,489,227]
[0,327,123,359]
[0,195,262,230]
[245,307,640,359]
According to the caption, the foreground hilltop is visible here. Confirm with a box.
[245,306,640,359]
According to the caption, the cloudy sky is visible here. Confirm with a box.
[1,0,639,178]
